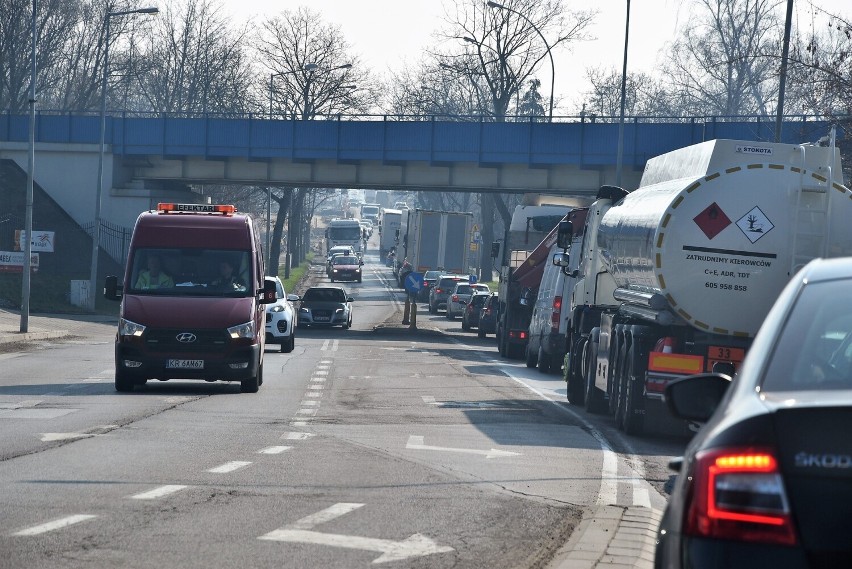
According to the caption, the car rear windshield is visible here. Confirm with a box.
[440,278,466,288]
[761,279,852,392]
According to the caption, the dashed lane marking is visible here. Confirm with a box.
[130,485,188,500]
[282,432,315,440]
[12,515,97,536]
[258,446,292,455]
[207,461,252,474]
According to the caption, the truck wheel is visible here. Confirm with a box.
[115,369,135,392]
[623,347,646,436]
[613,339,628,423]
[241,363,262,393]
[537,347,551,373]
[609,334,624,416]
[525,344,538,368]
[584,339,607,414]
[567,337,585,405]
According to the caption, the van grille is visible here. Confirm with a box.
[144,328,228,353]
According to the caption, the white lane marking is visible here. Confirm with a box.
[304,392,321,398]
[291,421,309,427]
[321,340,331,351]
[258,446,292,455]
[313,370,329,376]
[332,340,339,351]
[311,377,327,383]
[207,461,252,474]
[282,432,315,440]
[288,502,364,530]
[320,360,332,365]
[633,486,652,508]
[594,429,619,506]
[39,432,92,442]
[316,364,330,370]
[258,503,454,563]
[12,515,97,536]
[406,435,520,459]
[297,408,317,416]
[82,377,108,383]
[300,400,319,406]
[421,396,436,405]
[130,485,187,500]
[449,336,666,508]
[308,385,324,390]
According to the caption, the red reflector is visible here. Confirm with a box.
[552,296,562,311]
[685,448,797,546]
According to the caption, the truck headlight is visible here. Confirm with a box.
[227,321,255,340]
[119,318,146,337]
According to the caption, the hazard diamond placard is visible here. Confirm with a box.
[693,202,732,240]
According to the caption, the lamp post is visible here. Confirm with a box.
[487,1,555,121]
[616,0,631,188]
[20,0,37,332]
[88,6,158,311]
[300,63,352,119]
[269,63,318,118]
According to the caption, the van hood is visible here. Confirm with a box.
[123,295,256,329]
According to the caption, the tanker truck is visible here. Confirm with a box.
[557,134,852,436]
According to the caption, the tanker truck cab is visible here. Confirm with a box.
[103,203,277,393]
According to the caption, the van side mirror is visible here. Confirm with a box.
[557,220,574,249]
[103,275,122,301]
[260,278,277,304]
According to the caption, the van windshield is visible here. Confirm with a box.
[128,248,253,297]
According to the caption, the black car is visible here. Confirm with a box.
[462,292,489,331]
[656,257,852,568]
[297,286,354,329]
[418,270,442,302]
[477,292,499,338]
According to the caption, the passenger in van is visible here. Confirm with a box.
[210,258,246,291]
[135,255,174,290]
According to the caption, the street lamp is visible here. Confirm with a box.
[88,5,158,311]
[487,1,555,121]
[616,0,631,187]
[20,0,37,332]
[300,63,352,119]
[269,63,319,118]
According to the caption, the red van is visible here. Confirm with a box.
[104,203,276,393]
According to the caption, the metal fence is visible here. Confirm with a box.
[81,219,131,266]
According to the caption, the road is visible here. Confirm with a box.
[0,234,686,568]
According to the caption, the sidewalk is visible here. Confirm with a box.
[0,307,116,346]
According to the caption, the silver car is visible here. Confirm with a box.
[446,282,490,319]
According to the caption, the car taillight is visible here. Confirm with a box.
[685,448,797,546]
[551,295,562,329]
[452,294,459,301]
[435,288,443,294]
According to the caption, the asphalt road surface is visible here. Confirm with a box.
[0,234,686,568]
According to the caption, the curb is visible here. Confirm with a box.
[0,329,70,345]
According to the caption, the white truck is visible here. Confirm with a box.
[558,134,852,435]
[401,209,473,275]
[379,208,403,257]
[325,218,364,257]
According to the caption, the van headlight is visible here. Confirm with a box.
[119,318,146,337]
[269,305,285,313]
[335,308,344,314]
[227,321,255,339]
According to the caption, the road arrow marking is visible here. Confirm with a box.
[258,503,454,564]
[406,435,521,459]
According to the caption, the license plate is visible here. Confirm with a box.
[314,316,330,322]
[706,345,745,371]
[166,359,204,369]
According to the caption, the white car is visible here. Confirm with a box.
[264,276,299,352]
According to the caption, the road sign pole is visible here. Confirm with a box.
[402,297,411,325]
[409,295,417,330]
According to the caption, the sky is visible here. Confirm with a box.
[218,0,850,114]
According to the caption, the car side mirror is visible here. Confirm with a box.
[664,373,731,423]
[103,275,122,301]
[347,296,355,302]
[287,294,300,302]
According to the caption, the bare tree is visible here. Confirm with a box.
[256,7,375,119]
[435,0,595,280]
[385,58,487,118]
[132,0,253,114]
[0,0,87,112]
[580,67,679,118]
[661,0,783,116]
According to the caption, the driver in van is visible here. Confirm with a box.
[210,258,245,290]
[135,254,174,290]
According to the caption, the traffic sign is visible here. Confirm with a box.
[404,272,424,294]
